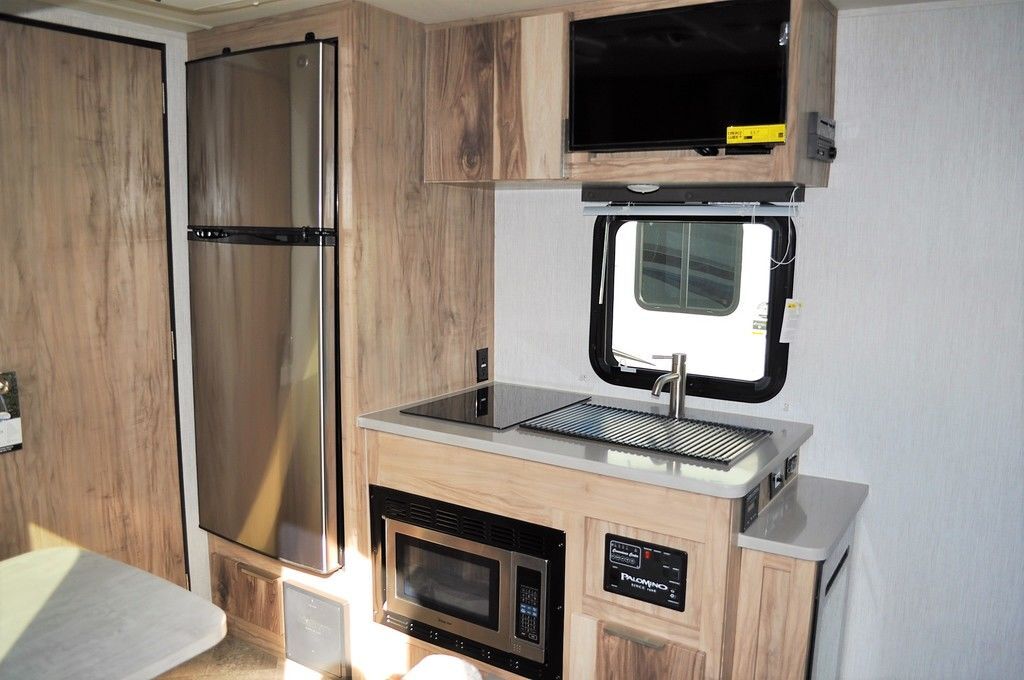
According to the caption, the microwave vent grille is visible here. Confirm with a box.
[461,517,487,542]
[490,524,516,550]
[383,500,407,518]
[435,509,460,534]
[517,530,545,555]
[409,503,433,526]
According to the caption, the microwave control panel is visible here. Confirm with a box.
[514,566,542,644]
[603,534,686,611]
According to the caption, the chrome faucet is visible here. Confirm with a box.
[651,353,687,419]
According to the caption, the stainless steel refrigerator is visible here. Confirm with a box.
[186,40,340,573]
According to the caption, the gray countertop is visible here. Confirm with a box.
[0,547,225,680]
[739,475,869,561]
[358,383,813,499]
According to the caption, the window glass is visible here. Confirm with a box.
[590,215,794,403]
[635,221,743,314]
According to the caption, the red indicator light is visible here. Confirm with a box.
[644,550,651,559]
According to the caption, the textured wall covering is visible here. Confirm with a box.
[6,1,210,599]
[495,1,1024,677]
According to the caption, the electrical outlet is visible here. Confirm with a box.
[475,348,488,383]
[785,453,799,479]
[769,468,785,499]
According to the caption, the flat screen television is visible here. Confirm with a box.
[568,0,790,153]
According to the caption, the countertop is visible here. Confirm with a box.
[739,475,869,561]
[358,383,813,499]
[0,547,225,680]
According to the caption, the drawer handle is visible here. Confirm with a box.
[237,563,278,582]
[603,624,667,650]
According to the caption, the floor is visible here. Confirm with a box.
[159,634,331,679]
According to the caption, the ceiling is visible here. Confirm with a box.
[17,0,947,33]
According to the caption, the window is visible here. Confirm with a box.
[634,220,743,315]
[589,215,795,403]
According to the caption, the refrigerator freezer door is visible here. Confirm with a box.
[187,42,335,230]
[189,235,338,572]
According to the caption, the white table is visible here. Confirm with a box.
[0,547,225,679]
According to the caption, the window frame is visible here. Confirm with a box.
[588,214,796,403]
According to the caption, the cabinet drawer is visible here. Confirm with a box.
[597,621,705,680]
[210,551,284,653]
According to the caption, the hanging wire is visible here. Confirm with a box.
[770,185,799,269]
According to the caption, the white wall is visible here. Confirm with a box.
[495,1,1024,677]
[5,0,210,599]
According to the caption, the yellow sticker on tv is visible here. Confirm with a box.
[726,123,787,145]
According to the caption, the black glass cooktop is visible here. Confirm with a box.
[401,383,590,430]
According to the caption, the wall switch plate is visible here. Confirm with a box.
[475,347,488,383]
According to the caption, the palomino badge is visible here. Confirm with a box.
[603,532,687,612]
[620,571,669,591]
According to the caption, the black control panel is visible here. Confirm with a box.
[602,534,686,611]
[515,566,542,644]
[806,112,838,162]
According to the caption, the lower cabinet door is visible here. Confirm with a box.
[596,621,706,680]
[210,551,285,654]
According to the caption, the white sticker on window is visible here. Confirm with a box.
[779,299,803,344]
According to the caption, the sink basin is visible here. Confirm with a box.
[519,402,771,465]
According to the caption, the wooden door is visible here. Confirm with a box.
[0,19,186,585]
[595,621,706,680]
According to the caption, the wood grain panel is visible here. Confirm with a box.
[369,432,715,540]
[516,13,567,179]
[494,18,526,179]
[210,550,285,655]
[493,14,566,180]
[424,23,495,181]
[567,148,779,184]
[731,550,817,680]
[596,620,706,680]
[187,3,343,60]
[433,0,714,29]
[0,19,185,585]
[770,0,836,187]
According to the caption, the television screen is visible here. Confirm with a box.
[569,0,790,152]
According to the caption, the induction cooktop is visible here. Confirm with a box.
[401,383,590,430]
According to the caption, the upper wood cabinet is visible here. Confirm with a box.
[425,13,567,182]
[424,0,837,187]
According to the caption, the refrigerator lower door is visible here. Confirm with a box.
[189,231,338,573]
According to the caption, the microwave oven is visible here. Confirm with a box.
[370,486,565,680]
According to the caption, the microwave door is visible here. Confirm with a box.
[189,230,338,572]
[385,520,511,650]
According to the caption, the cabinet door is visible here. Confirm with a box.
[210,551,285,654]
[596,622,705,680]
[424,23,495,182]
[731,550,817,680]
[493,14,566,180]
[425,15,566,182]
